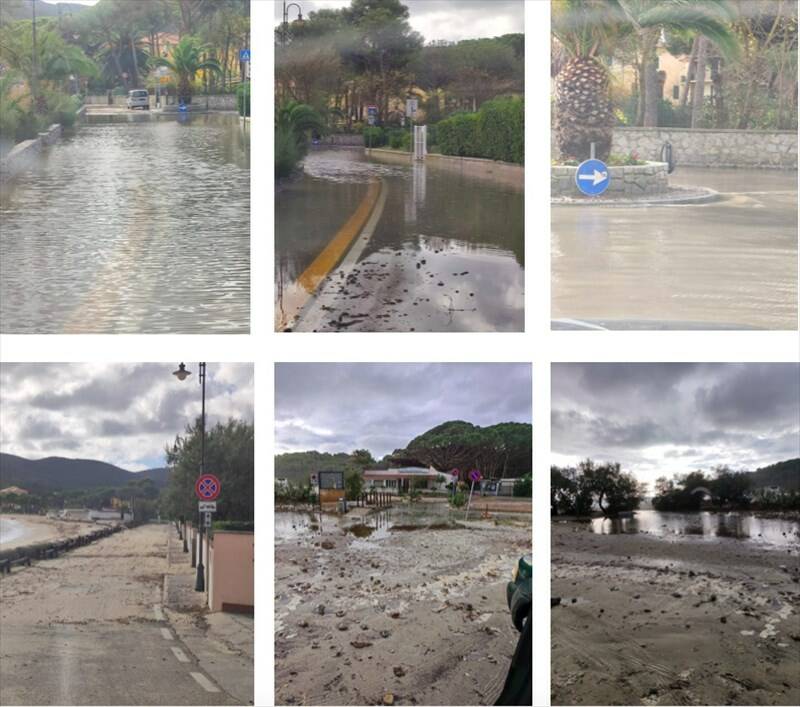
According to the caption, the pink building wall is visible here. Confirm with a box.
[208,531,254,613]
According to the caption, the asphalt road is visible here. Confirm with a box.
[552,167,798,329]
[0,524,240,706]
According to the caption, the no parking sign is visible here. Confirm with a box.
[195,474,221,501]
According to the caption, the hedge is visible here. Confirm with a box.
[436,97,524,164]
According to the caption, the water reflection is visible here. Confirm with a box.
[590,510,800,547]
[0,114,249,333]
[275,148,523,332]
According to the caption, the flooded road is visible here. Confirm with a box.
[0,114,249,334]
[552,167,798,329]
[275,149,523,331]
[589,510,800,547]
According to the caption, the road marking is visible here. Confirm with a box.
[171,647,190,663]
[160,627,173,640]
[275,179,383,330]
[190,672,221,693]
[294,179,389,332]
[153,604,165,621]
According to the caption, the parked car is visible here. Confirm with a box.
[496,553,531,705]
[126,89,150,110]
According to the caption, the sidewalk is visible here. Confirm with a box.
[164,529,254,705]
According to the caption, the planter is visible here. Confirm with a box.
[551,160,669,198]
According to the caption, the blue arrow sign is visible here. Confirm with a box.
[575,158,610,196]
[240,48,250,62]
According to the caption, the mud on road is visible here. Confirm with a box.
[275,507,531,706]
[551,521,800,706]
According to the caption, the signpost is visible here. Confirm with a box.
[240,48,250,80]
[405,98,418,157]
[465,469,481,520]
[198,501,217,512]
[575,158,610,196]
[367,105,378,126]
[195,473,221,501]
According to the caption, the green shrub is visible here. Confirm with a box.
[363,125,386,147]
[237,81,250,117]
[476,97,524,164]
[513,474,532,497]
[387,128,410,150]
[213,520,254,532]
[14,112,44,142]
[436,97,524,164]
[450,491,467,508]
[275,124,299,178]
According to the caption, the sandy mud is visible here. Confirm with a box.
[275,503,531,705]
[0,513,99,550]
[551,521,800,706]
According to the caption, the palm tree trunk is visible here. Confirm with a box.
[691,36,708,128]
[643,56,660,127]
[129,37,140,88]
[680,36,699,107]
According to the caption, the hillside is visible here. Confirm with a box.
[275,451,354,485]
[0,1,88,24]
[748,458,799,491]
[0,453,169,492]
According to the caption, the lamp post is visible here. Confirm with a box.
[173,362,207,592]
[281,2,304,46]
[31,0,38,108]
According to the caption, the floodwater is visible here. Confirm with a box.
[552,167,798,329]
[275,501,522,546]
[0,114,250,333]
[0,517,24,546]
[590,510,800,547]
[275,148,524,331]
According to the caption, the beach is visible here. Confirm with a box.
[275,507,531,705]
[0,513,95,551]
[551,520,800,706]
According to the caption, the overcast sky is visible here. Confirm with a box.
[275,0,524,43]
[275,363,531,457]
[552,363,800,491]
[0,363,254,472]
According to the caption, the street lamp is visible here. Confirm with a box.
[173,362,207,592]
[282,2,304,46]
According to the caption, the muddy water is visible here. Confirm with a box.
[0,114,249,333]
[590,509,800,547]
[275,148,524,331]
[552,167,798,329]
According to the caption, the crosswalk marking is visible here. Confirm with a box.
[160,627,172,640]
[190,672,221,693]
[171,647,190,663]
[153,604,165,621]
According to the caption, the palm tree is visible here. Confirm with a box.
[552,0,621,161]
[552,0,740,160]
[275,100,326,178]
[615,1,740,127]
[152,36,222,103]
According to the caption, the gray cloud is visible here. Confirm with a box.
[552,363,800,489]
[0,363,253,471]
[275,1,524,42]
[275,363,531,457]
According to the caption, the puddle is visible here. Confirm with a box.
[590,510,800,547]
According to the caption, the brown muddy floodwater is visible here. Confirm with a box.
[552,167,798,329]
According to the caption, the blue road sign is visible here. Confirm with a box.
[575,158,610,196]
[240,48,251,62]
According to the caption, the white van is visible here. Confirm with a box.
[126,89,150,110]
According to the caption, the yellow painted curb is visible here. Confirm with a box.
[296,179,381,294]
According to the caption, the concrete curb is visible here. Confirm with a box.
[552,186,721,207]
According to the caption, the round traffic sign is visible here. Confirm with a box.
[195,473,221,501]
[575,158,610,196]
[469,469,481,483]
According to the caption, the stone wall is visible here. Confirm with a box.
[611,127,797,169]
[552,161,669,198]
[1,124,70,184]
[85,93,237,110]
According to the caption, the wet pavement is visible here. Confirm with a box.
[552,167,798,329]
[0,114,249,334]
[275,149,524,332]
[588,510,800,547]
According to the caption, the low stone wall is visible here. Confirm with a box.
[367,147,524,190]
[85,93,237,110]
[552,161,669,197]
[0,124,65,184]
[612,127,797,169]
[322,134,364,146]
